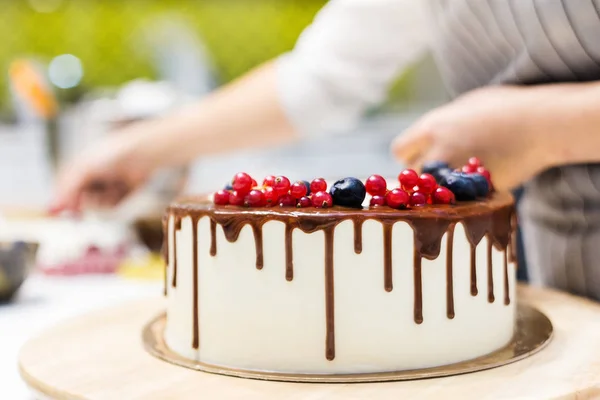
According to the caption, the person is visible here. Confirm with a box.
[53,0,600,300]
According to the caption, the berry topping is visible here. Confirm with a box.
[213,189,229,206]
[385,188,409,209]
[310,178,327,193]
[224,182,233,191]
[466,173,490,197]
[273,176,291,197]
[476,166,493,190]
[431,167,453,183]
[468,157,482,168]
[251,178,258,188]
[262,186,279,206]
[290,181,308,199]
[302,180,312,195]
[278,194,297,207]
[461,165,477,174]
[330,177,366,208]
[312,191,333,208]
[365,175,387,196]
[263,175,276,187]
[399,169,419,191]
[410,191,428,206]
[417,173,437,194]
[229,190,245,206]
[232,172,253,194]
[213,189,230,205]
[432,187,456,205]
[244,190,266,207]
[297,196,312,208]
[422,161,450,176]
[440,173,477,201]
[370,195,387,207]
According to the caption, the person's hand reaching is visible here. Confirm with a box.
[50,133,153,213]
[392,85,567,191]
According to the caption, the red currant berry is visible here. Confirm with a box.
[213,189,230,205]
[462,165,477,174]
[290,181,308,199]
[263,175,276,187]
[273,176,291,197]
[310,178,327,193]
[370,195,387,207]
[251,178,258,188]
[278,194,297,207]
[417,173,437,194]
[386,189,409,209]
[229,190,245,206]
[365,175,387,196]
[468,157,482,168]
[312,191,333,208]
[432,187,456,205]
[477,167,494,191]
[410,191,428,206]
[262,187,279,206]
[232,172,253,194]
[297,196,312,208]
[399,169,419,191]
[244,190,266,207]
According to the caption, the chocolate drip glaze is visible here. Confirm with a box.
[353,220,363,254]
[382,224,393,292]
[192,217,199,349]
[504,250,510,305]
[487,238,495,303]
[167,192,516,361]
[324,227,335,361]
[172,217,181,288]
[446,224,455,319]
[161,215,169,296]
[209,219,217,257]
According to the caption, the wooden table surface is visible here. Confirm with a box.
[18,285,600,400]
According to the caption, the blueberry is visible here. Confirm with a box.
[440,173,477,201]
[224,182,233,190]
[466,173,489,197]
[329,177,366,208]
[422,161,450,175]
[431,167,453,184]
[302,180,311,195]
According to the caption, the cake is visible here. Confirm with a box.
[161,161,518,375]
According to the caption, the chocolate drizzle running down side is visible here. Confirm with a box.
[167,192,516,361]
[487,238,495,303]
[161,214,169,296]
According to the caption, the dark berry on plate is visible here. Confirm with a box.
[262,187,279,206]
[263,175,276,187]
[370,195,387,207]
[312,191,333,208]
[431,167,453,183]
[302,180,311,195]
[417,173,437,195]
[440,173,477,201]
[422,161,450,176]
[278,194,297,207]
[290,181,308,199]
[245,190,266,207]
[224,182,233,190]
[432,187,455,204]
[273,176,291,197]
[410,191,428,206]
[399,169,419,191]
[468,157,482,168]
[232,172,253,194]
[229,190,245,206]
[310,178,327,193]
[297,196,312,208]
[466,173,489,197]
[214,189,230,205]
[365,175,387,196]
[386,189,409,209]
[330,177,366,208]
[476,166,493,190]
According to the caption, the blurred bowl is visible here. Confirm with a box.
[0,241,39,302]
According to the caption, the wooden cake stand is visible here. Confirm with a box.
[19,285,600,399]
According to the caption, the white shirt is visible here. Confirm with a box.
[276,0,431,136]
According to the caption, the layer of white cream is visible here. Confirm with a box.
[165,216,516,374]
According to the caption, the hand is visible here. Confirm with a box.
[51,132,154,213]
[392,85,562,191]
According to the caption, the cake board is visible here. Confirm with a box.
[19,285,600,399]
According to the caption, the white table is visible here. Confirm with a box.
[1,274,159,399]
